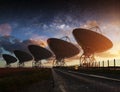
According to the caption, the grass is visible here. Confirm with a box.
[0,68,53,92]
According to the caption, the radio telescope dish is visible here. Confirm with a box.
[14,50,33,67]
[73,28,113,67]
[47,38,80,66]
[28,45,52,67]
[2,54,17,67]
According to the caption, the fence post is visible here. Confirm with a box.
[114,59,116,68]
[107,60,109,68]
[99,61,100,68]
[102,61,104,68]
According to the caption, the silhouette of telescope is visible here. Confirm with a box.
[72,28,113,67]
[73,28,113,53]
[2,54,17,67]
[14,50,33,67]
[47,38,80,66]
[28,45,52,67]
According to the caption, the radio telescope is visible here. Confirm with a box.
[2,54,17,67]
[73,28,113,67]
[14,50,33,67]
[47,38,80,66]
[28,45,52,67]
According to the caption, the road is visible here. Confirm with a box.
[52,68,120,92]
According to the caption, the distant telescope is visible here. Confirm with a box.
[14,50,33,67]
[2,54,17,67]
[72,28,113,67]
[47,38,80,66]
[28,45,52,67]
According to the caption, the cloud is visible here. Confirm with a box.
[0,23,12,36]
[95,51,118,58]
[81,20,99,28]
[101,22,120,42]
[0,35,25,53]
[30,34,48,47]
[0,35,49,55]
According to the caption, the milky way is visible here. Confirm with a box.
[0,0,119,40]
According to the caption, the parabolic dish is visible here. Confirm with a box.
[2,54,17,65]
[28,45,52,61]
[14,50,33,63]
[73,28,113,53]
[47,38,80,59]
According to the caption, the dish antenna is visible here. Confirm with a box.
[14,50,33,67]
[28,45,52,67]
[47,38,80,66]
[73,28,113,67]
[2,54,17,67]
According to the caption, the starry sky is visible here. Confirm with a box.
[0,0,119,39]
[0,0,120,66]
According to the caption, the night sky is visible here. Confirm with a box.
[0,0,119,39]
[0,0,120,66]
